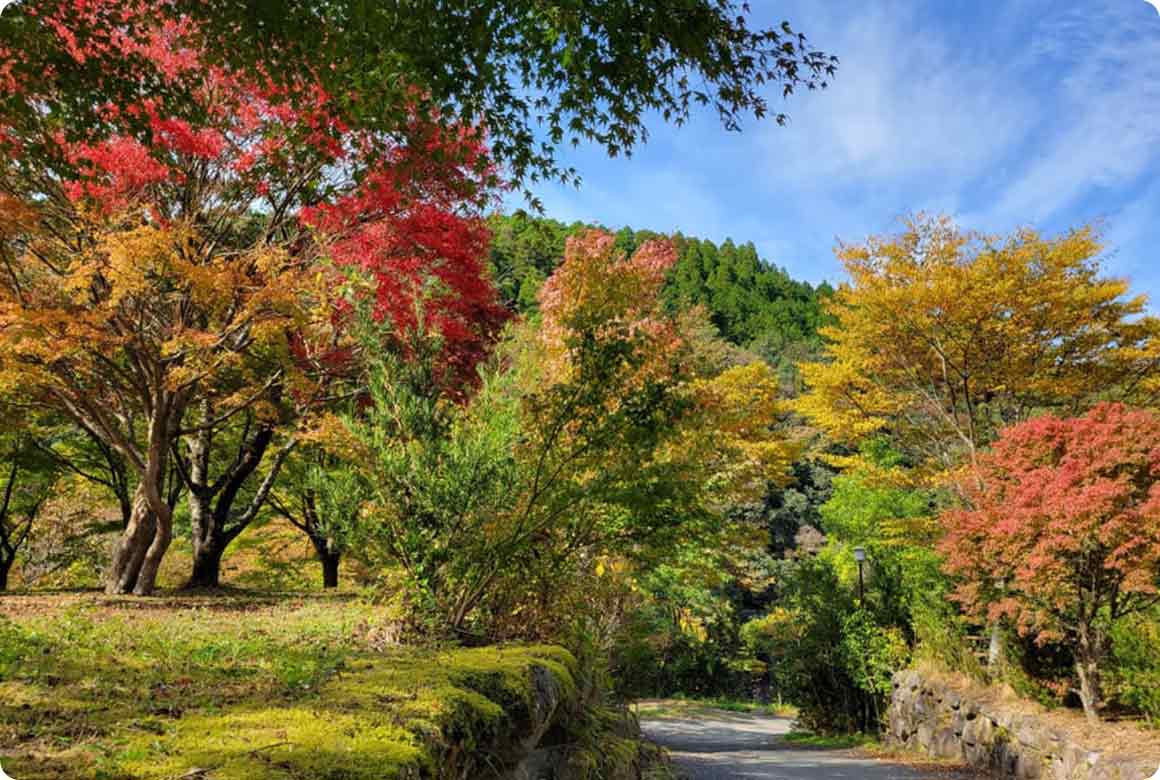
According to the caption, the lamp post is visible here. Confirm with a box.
[853,546,866,604]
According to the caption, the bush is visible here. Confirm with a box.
[1109,609,1160,724]
[839,610,909,704]
[740,557,909,734]
[612,570,752,700]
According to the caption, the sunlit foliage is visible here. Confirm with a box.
[941,403,1160,720]
[797,215,1159,476]
[0,1,502,593]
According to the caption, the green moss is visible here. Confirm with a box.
[0,596,577,780]
[109,707,423,780]
[109,646,577,779]
[556,705,679,780]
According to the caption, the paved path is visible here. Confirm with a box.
[640,711,927,780]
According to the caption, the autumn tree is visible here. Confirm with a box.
[524,231,795,561]
[797,215,1160,476]
[337,231,795,636]
[940,403,1160,720]
[177,141,505,589]
[487,214,830,379]
[0,425,59,590]
[0,1,504,594]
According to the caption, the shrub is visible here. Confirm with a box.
[1109,609,1160,724]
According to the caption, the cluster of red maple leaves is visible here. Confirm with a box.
[1,0,509,389]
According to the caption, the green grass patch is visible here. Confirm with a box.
[0,592,575,780]
[635,696,798,719]
[783,730,878,749]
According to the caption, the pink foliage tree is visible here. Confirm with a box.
[941,403,1160,719]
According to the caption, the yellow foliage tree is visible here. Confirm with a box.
[797,215,1160,477]
[0,206,317,595]
[672,362,798,505]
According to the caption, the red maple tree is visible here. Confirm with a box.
[0,0,506,593]
[941,403,1160,719]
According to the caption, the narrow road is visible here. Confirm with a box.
[640,710,927,780]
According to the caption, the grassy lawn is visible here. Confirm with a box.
[0,592,575,780]
[782,730,878,749]
[634,697,798,720]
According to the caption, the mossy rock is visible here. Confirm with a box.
[102,645,578,780]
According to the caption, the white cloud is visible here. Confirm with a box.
[515,0,1160,300]
[745,0,1160,289]
[756,2,1034,187]
[1101,179,1160,307]
[982,0,1160,223]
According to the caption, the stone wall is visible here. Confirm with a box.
[888,670,1159,780]
[490,659,666,780]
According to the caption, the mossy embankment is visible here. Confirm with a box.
[0,592,658,779]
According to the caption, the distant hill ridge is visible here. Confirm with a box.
[487,213,833,367]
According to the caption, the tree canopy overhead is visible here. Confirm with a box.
[156,0,838,201]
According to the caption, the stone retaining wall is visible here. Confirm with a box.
[888,670,1159,780]
[489,658,664,780]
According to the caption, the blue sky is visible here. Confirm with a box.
[513,0,1160,305]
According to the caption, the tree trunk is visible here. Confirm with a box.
[182,414,290,590]
[307,532,340,589]
[1075,626,1106,722]
[105,487,156,595]
[322,551,340,589]
[280,490,344,590]
[988,622,1005,676]
[104,388,186,596]
[186,490,226,589]
[187,536,226,589]
[0,557,11,591]
[1075,657,1102,722]
[132,503,172,596]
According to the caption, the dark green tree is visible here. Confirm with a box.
[269,446,371,589]
[0,430,60,590]
[748,458,835,559]
[171,1,838,200]
[487,214,577,310]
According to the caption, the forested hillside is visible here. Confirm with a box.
[488,214,832,377]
